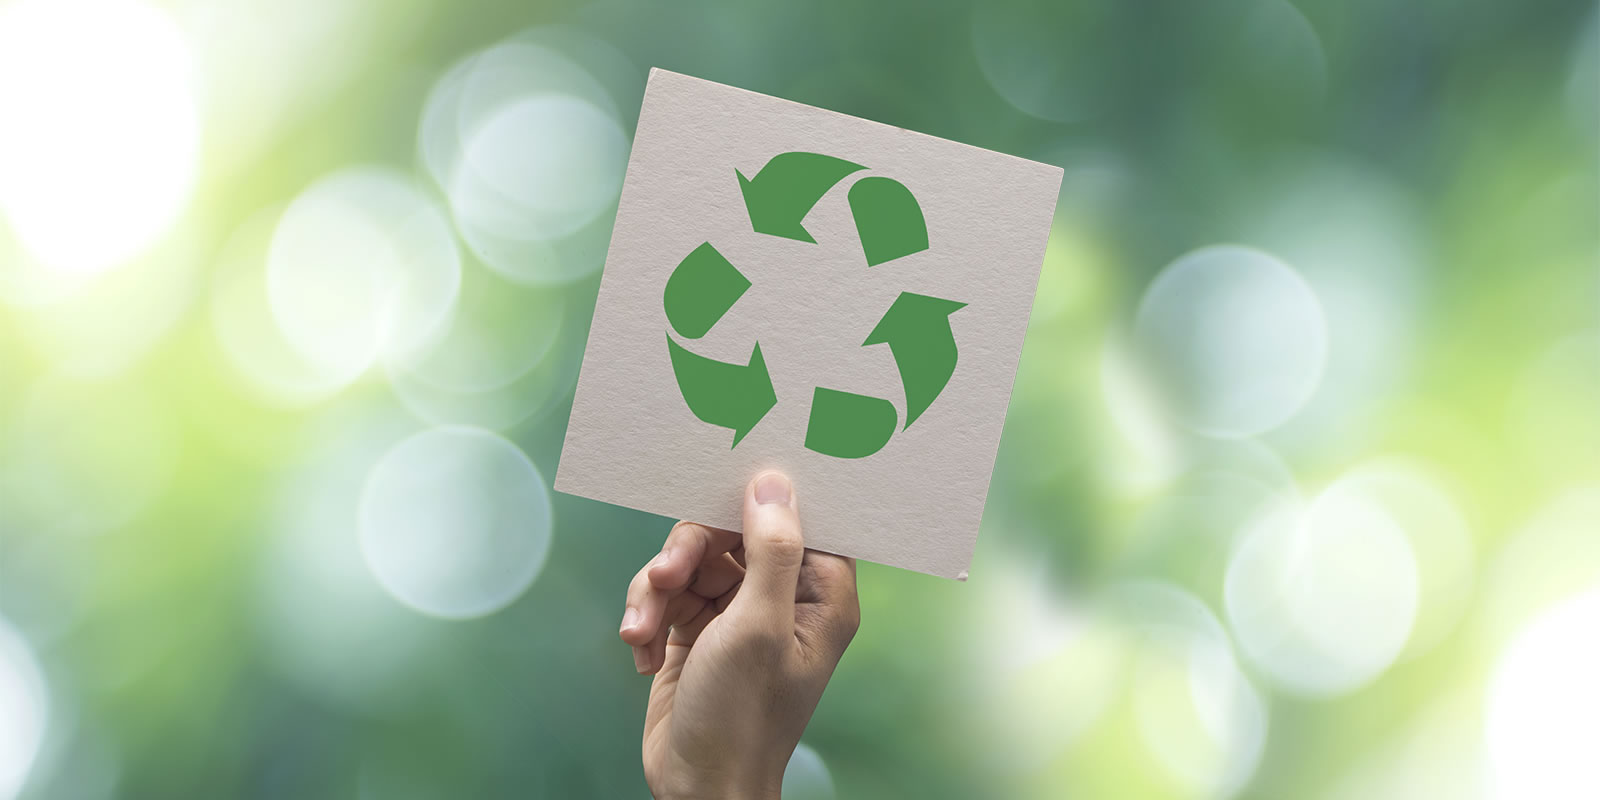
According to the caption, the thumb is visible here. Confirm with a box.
[730,471,804,631]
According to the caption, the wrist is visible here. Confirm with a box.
[658,778,780,800]
[654,756,783,800]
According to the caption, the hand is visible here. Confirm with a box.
[619,471,861,800]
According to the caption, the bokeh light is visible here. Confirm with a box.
[972,558,1127,775]
[0,617,47,800]
[1231,156,1426,460]
[256,410,438,710]
[971,568,1265,799]
[1113,582,1265,799]
[1118,438,1300,597]
[782,743,837,800]
[267,167,461,388]
[1331,458,1474,660]
[421,30,632,285]
[1226,476,1419,696]
[358,426,554,619]
[1132,245,1328,439]
[0,0,198,276]
[1487,587,1600,800]
[971,0,1116,124]
[383,260,580,430]
[210,208,350,407]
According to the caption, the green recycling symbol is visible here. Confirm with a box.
[663,151,965,459]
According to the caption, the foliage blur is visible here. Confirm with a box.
[0,0,1596,798]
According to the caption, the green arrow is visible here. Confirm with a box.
[664,242,749,339]
[864,292,966,429]
[737,152,864,243]
[848,177,928,266]
[666,335,776,447]
[804,387,897,459]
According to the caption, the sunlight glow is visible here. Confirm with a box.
[0,0,198,275]
[1487,588,1600,800]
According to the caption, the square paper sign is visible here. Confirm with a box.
[556,69,1062,579]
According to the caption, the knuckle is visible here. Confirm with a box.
[626,567,653,600]
[666,520,701,549]
[755,521,805,561]
[731,625,788,656]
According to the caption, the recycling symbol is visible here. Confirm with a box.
[663,151,965,459]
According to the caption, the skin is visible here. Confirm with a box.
[619,471,861,800]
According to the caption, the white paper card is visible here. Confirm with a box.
[555,69,1062,579]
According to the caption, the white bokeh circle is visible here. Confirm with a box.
[267,167,460,387]
[210,208,350,406]
[1111,582,1267,799]
[419,32,632,285]
[1332,458,1474,660]
[451,94,627,241]
[1225,483,1419,696]
[973,559,1129,775]
[1234,156,1425,460]
[359,426,553,619]
[1133,245,1327,438]
[258,411,438,711]
[782,743,837,800]
[0,617,48,800]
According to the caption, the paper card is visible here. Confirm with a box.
[555,69,1062,579]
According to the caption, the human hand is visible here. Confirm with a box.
[619,471,860,800]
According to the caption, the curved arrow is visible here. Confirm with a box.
[666,335,776,447]
[804,387,897,459]
[737,152,864,243]
[848,177,928,266]
[664,242,749,339]
[864,292,965,429]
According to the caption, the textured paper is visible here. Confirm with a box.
[555,69,1062,579]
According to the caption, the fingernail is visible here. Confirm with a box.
[754,472,792,506]
[632,647,650,674]
[651,548,672,569]
[620,607,639,633]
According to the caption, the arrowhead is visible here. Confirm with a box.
[736,153,864,243]
[738,168,816,243]
[666,336,778,447]
[731,342,777,448]
[864,292,965,429]
[864,293,966,346]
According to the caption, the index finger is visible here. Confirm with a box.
[797,549,857,607]
[648,521,743,591]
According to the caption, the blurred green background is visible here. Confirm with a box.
[0,0,1596,797]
